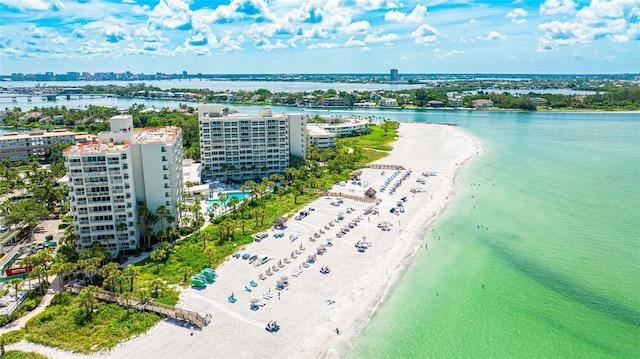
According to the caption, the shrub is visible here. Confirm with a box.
[1,329,25,345]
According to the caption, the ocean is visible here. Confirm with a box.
[344,110,640,358]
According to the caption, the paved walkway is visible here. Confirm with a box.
[0,275,61,335]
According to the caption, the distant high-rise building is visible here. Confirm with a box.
[64,115,183,254]
[390,69,399,81]
[183,71,188,78]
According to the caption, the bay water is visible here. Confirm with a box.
[345,110,640,358]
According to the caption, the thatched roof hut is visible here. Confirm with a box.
[364,187,377,198]
[273,217,287,228]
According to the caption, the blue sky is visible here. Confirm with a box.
[0,0,638,74]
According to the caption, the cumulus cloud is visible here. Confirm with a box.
[364,29,399,43]
[361,46,371,51]
[344,36,365,47]
[478,31,508,40]
[15,0,63,11]
[506,8,528,23]
[438,50,465,59]
[538,0,639,50]
[255,38,287,50]
[384,5,427,23]
[410,24,440,45]
[307,42,340,49]
[103,25,128,43]
[148,0,192,30]
[343,21,371,34]
[539,0,577,15]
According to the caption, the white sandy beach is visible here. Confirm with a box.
[9,122,478,359]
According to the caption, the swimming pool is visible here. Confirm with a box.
[207,191,251,206]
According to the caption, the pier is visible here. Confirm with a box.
[64,284,210,329]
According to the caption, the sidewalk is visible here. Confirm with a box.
[0,275,61,335]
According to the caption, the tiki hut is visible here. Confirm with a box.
[364,187,377,199]
[273,216,287,229]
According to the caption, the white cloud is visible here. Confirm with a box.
[148,0,192,30]
[361,46,371,51]
[364,29,399,43]
[538,0,640,50]
[12,0,63,11]
[27,25,48,39]
[539,0,577,15]
[478,31,508,40]
[343,21,371,34]
[506,8,528,23]
[344,36,365,47]
[255,38,287,51]
[400,55,410,60]
[384,5,427,23]
[438,50,465,59]
[103,25,128,43]
[410,24,440,45]
[356,0,400,11]
[307,42,340,49]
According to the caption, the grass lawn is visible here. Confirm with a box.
[2,351,48,359]
[24,292,161,354]
[338,124,398,152]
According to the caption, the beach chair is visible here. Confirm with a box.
[259,274,266,280]
[228,295,237,303]
[250,280,258,287]
[302,262,309,268]
[283,258,290,264]
[245,286,252,292]
[250,303,260,311]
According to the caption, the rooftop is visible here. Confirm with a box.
[64,141,130,154]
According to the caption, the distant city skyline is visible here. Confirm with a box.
[1,0,639,74]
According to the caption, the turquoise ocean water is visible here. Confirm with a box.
[336,110,639,358]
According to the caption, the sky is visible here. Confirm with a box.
[0,0,639,74]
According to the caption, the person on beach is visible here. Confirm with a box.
[336,328,340,335]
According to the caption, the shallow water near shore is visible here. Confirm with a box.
[344,111,640,358]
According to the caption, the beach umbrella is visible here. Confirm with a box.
[250,298,259,303]
[307,254,315,259]
[276,279,284,284]
[281,276,288,281]
[319,244,326,248]
[316,246,323,251]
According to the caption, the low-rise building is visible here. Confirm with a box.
[472,99,494,108]
[0,129,93,161]
[312,116,369,137]
[307,125,336,149]
[379,98,398,107]
[319,97,350,107]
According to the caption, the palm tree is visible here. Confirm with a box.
[218,193,228,213]
[122,266,140,292]
[8,278,22,301]
[227,196,240,214]
[201,230,212,250]
[203,245,217,268]
[100,262,120,292]
[78,285,98,320]
[150,278,167,298]
[115,222,128,256]
[238,219,250,235]
[150,249,166,273]
[156,205,169,232]
[30,265,47,295]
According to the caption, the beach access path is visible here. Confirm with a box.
[9,122,478,359]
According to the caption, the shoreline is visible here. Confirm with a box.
[8,122,479,359]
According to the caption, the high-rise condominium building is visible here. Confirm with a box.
[390,68,399,81]
[64,115,183,254]
[198,105,306,183]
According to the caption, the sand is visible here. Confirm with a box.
[9,123,478,359]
